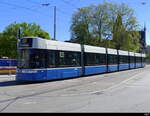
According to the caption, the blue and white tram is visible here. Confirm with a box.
[135,53,143,68]
[17,37,83,81]
[107,48,118,72]
[118,50,129,71]
[129,52,135,69]
[16,37,146,82]
[142,54,146,68]
[84,45,107,75]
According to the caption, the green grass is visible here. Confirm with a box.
[146,63,150,65]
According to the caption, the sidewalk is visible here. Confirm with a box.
[0,75,16,78]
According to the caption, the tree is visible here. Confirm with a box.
[70,5,109,46]
[0,22,51,58]
[70,7,92,45]
[3,22,50,40]
[91,4,109,43]
[112,14,126,50]
[145,45,150,63]
[112,14,140,52]
[70,2,140,52]
[126,31,140,52]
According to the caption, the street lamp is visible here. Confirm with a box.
[141,2,146,5]
[41,3,50,6]
[41,3,57,40]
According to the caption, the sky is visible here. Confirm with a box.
[0,0,150,45]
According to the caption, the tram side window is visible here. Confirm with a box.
[136,57,141,63]
[29,50,46,69]
[46,50,56,68]
[108,55,118,65]
[142,57,145,63]
[135,57,138,63]
[85,53,106,66]
[130,56,135,63]
[58,51,81,67]
[140,57,142,63]
[119,55,128,64]
[136,57,138,63]
[100,54,106,65]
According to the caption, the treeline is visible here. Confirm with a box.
[70,2,141,52]
[0,22,50,59]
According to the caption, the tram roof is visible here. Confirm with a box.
[107,48,118,55]
[84,45,106,54]
[25,37,107,53]
[135,53,142,57]
[31,37,82,52]
[21,37,146,57]
[118,50,128,56]
[129,52,135,56]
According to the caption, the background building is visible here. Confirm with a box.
[139,26,146,53]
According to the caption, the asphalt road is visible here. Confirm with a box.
[0,66,150,113]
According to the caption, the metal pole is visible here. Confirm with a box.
[41,3,56,40]
[9,59,11,77]
[106,38,109,72]
[54,6,56,40]
[17,27,21,47]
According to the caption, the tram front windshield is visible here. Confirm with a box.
[18,49,46,69]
